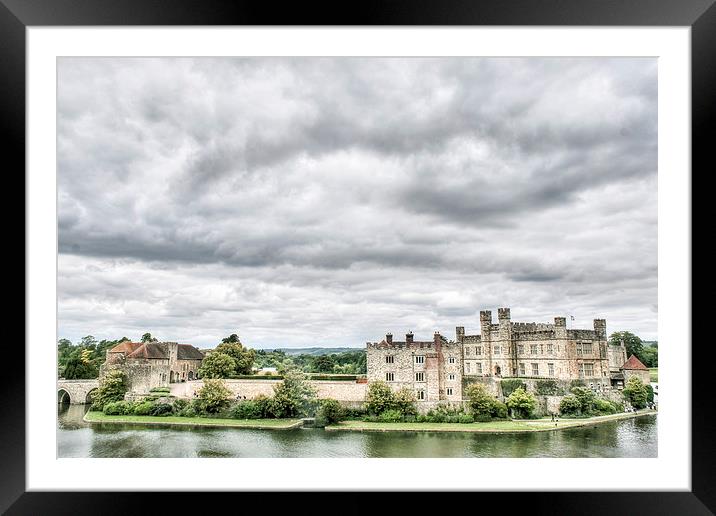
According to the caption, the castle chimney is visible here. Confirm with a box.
[386,333,393,344]
[406,331,414,344]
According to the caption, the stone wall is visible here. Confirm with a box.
[170,379,368,404]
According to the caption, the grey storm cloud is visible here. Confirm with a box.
[57,57,658,347]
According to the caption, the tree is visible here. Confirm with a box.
[315,398,344,426]
[392,387,418,417]
[198,352,236,379]
[365,381,395,415]
[505,387,537,419]
[63,356,98,379]
[609,331,644,363]
[270,369,317,418]
[312,354,336,373]
[214,341,256,375]
[222,333,241,344]
[623,376,648,409]
[640,346,658,368]
[570,386,597,414]
[465,383,500,418]
[195,379,233,414]
[141,333,158,342]
[91,369,128,410]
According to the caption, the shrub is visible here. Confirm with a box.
[645,384,655,403]
[151,403,173,416]
[254,395,273,418]
[569,379,586,389]
[315,398,344,426]
[492,401,508,419]
[103,401,130,415]
[365,381,395,416]
[231,400,263,420]
[594,398,616,415]
[535,379,562,396]
[195,379,233,414]
[343,406,367,420]
[570,386,597,415]
[378,409,404,423]
[172,398,189,413]
[178,405,197,418]
[501,379,527,397]
[506,387,537,419]
[132,401,154,416]
[473,414,492,422]
[559,394,582,415]
[458,413,474,424]
[150,387,171,394]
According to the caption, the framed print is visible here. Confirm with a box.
[6,0,713,513]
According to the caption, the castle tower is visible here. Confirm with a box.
[455,326,465,343]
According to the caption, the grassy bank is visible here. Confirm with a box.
[325,410,657,434]
[84,411,303,429]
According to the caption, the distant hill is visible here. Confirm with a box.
[259,347,363,356]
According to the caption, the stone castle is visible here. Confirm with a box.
[96,307,650,412]
[366,308,649,407]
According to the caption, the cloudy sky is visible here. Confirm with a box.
[57,57,657,348]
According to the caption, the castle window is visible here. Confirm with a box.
[519,363,526,375]
[415,355,425,364]
[417,390,425,400]
[547,343,554,354]
[476,346,482,355]
[448,357,456,364]
[530,344,538,355]
[493,345,501,355]
[386,372,395,382]
[531,363,539,376]
[415,372,425,382]
[447,387,453,396]
[465,347,470,355]
[548,363,555,377]
[385,355,394,364]
[583,343,593,354]
[466,362,471,373]
[518,344,525,354]
[579,363,595,377]
[448,374,455,381]
[475,362,482,374]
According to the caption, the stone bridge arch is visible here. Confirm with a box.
[57,379,100,405]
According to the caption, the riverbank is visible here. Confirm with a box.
[84,411,303,430]
[325,410,657,433]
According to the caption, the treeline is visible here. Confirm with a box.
[253,349,367,374]
[58,336,130,379]
[608,331,658,368]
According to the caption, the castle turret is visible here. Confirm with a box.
[480,310,492,336]
[554,317,567,338]
[498,307,511,323]
[456,326,465,342]
[406,331,414,344]
[386,333,392,344]
[593,319,607,339]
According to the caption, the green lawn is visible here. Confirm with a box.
[84,411,302,429]
[649,368,658,382]
[325,410,657,434]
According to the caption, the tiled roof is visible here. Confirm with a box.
[128,342,167,359]
[621,354,648,370]
[177,344,204,360]
[108,341,143,354]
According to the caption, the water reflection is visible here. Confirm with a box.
[58,404,657,458]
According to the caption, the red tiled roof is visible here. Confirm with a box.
[108,341,143,354]
[621,354,648,370]
[128,342,167,359]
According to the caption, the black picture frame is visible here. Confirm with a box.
[5,1,711,514]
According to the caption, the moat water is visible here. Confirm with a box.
[58,404,657,458]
